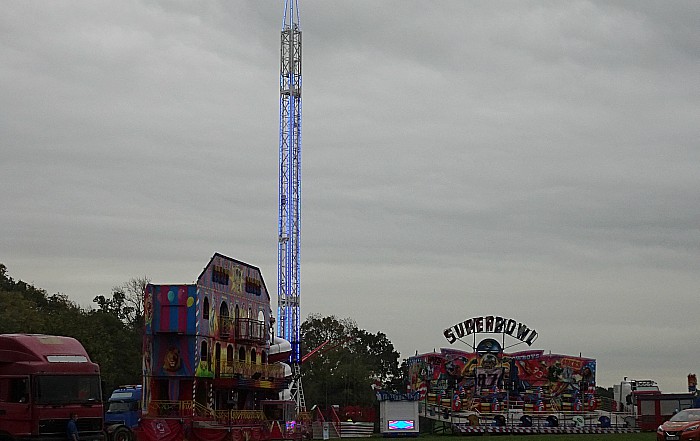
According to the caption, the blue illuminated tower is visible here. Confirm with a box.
[277,0,304,410]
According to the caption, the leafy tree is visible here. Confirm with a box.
[0,264,65,334]
[90,278,147,391]
[93,276,149,329]
[597,386,613,399]
[0,291,47,333]
[0,263,52,320]
[300,314,402,409]
[81,309,142,389]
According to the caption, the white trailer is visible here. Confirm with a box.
[379,399,419,437]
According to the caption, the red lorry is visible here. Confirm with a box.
[0,334,104,441]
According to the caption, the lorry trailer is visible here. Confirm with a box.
[0,334,104,441]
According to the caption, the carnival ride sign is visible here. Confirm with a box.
[444,315,538,346]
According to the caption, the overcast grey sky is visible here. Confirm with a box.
[2,1,699,393]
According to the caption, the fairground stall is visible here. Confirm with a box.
[137,253,302,441]
[409,314,636,435]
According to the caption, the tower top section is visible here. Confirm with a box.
[282,0,300,30]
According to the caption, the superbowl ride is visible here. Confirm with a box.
[409,317,700,435]
[409,315,614,435]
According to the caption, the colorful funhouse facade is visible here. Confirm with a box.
[140,253,296,441]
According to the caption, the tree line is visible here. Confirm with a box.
[0,264,405,407]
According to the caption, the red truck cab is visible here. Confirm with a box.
[0,334,103,441]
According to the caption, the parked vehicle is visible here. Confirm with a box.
[612,377,700,431]
[613,378,660,413]
[104,385,141,441]
[656,408,700,441]
[0,334,104,441]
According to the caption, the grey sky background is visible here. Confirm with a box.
[2,1,699,393]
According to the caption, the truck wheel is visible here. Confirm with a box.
[112,427,132,441]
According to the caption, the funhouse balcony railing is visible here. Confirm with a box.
[218,316,267,343]
[219,361,285,379]
[148,401,270,423]
[236,318,266,343]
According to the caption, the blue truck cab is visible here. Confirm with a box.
[104,385,142,441]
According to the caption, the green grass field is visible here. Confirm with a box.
[413,434,656,441]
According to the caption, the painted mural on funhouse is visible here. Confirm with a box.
[409,347,596,413]
[194,254,271,380]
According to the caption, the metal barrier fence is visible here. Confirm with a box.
[420,398,639,435]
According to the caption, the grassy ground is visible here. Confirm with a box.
[413,434,656,441]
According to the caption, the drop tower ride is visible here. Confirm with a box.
[277,0,304,411]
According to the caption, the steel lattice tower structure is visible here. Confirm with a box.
[277,0,305,411]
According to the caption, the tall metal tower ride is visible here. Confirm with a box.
[277,0,304,411]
